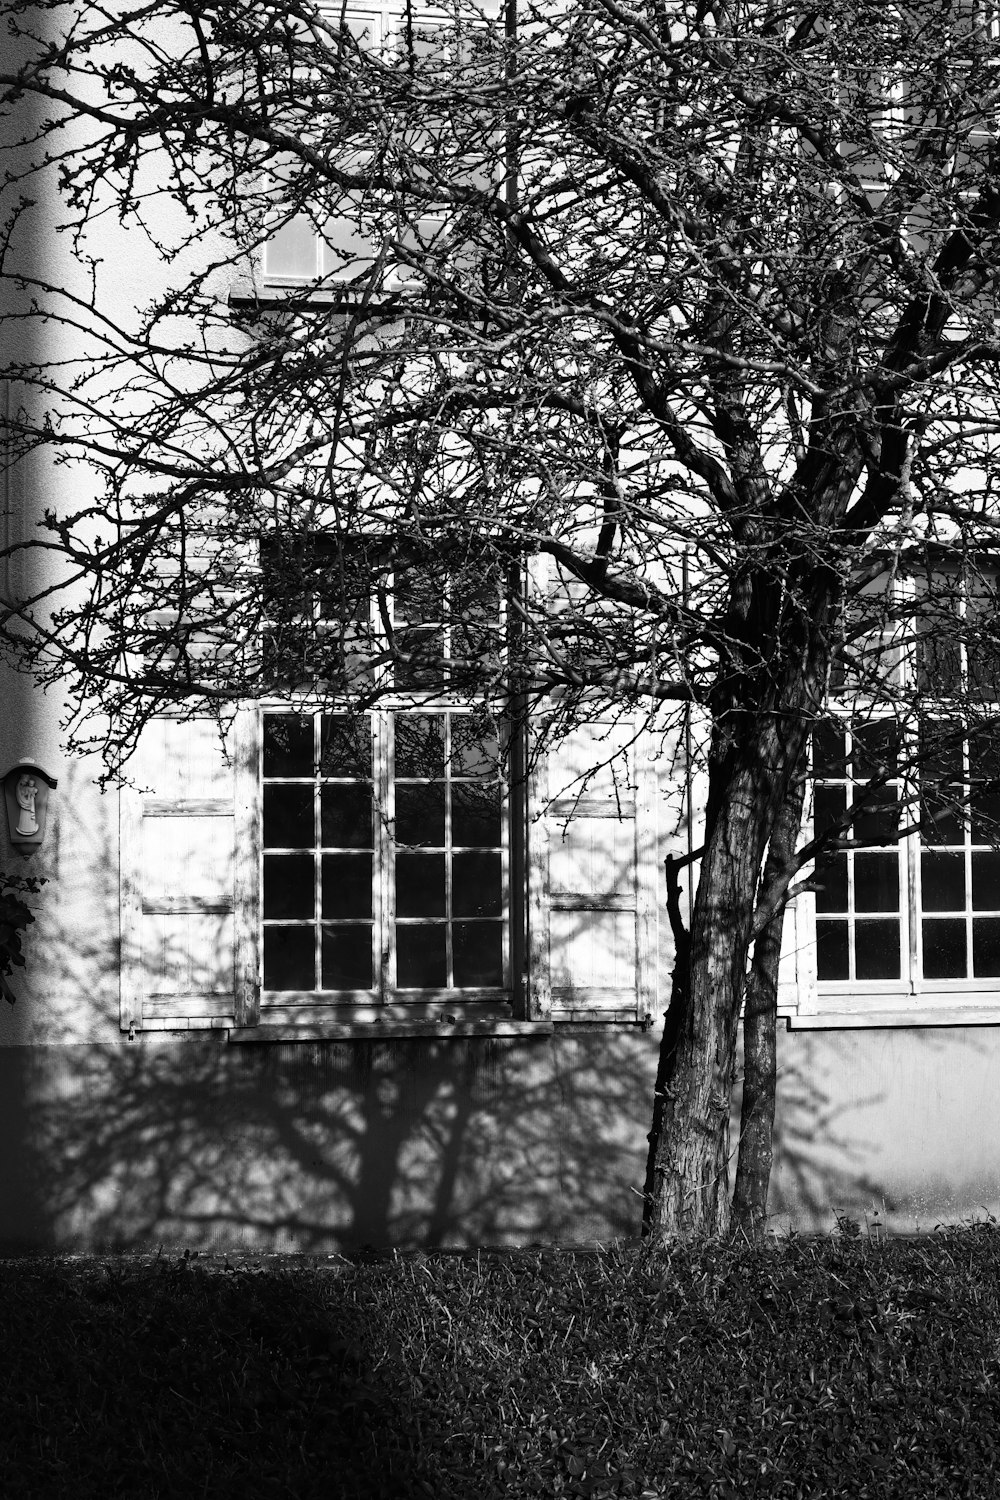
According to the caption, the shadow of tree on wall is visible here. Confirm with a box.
[744,1027,894,1235]
[755,1022,1000,1234]
[0,1027,659,1254]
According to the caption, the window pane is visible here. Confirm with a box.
[452,783,502,847]
[971,791,1000,844]
[919,723,963,843]
[321,785,373,849]
[395,715,445,777]
[396,924,447,987]
[853,721,899,777]
[395,784,446,846]
[453,851,503,917]
[973,919,1000,978]
[263,784,313,849]
[972,852,1000,911]
[321,853,373,919]
[854,853,899,913]
[921,852,966,912]
[263,715,313,777]
[264,215,318,280]
[321,924,374,990]
[453,921,503,987]
[922,918,967,980]
[263,926,315,989]
[815,853,848,913]
[451,718,500,777]
[922,794,963,846]
[264,853,314,919]
[856,921,901,980]
[395,572,446,686]
[816,921,850,981]
[396,852,446,917]
[814,785,846,837]
[813,724,847,778]
[320,717,371,777]
[853,790,898,845]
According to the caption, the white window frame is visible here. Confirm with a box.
[785,562,1000,1028]
[257,701,520,1025]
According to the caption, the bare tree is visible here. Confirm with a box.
[3,0,1000,1237]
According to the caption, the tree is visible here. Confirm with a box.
[3,0,1000,1239]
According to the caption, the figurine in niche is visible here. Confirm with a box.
[15,774,38,837]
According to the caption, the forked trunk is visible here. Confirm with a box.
[730,772,807,1244]
[644,753,776,1239]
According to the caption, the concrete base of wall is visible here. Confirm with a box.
[1,1020,998,1252]
[0,1031,658,1254]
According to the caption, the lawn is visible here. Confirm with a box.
[2,1226,1000,1498]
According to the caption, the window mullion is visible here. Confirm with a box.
[378,711,393,1003]
[314,713,323,991]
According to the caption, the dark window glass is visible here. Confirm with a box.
[263,784,313,848]
[321,924,374,989]
[855,920,901,980]
[814,785,846,837]
[453,921,503,986]
[397,923,447,987]
[853,789,899,845]
[973,919,1000,977]
[921,793,963,846]
[854,853,899,913]
[395,571,446,687]
[263,715,313,777]
[813,725,847,778]
[263,926,315,989]
[922,918,967,980]
[395,784,446,847]
[972,852,1000,911]
[320,716,371,777]
[264,853,314,919]
[395,715,445,777]
[396,852,447,917]
[815,853,848,913]
[321,785,373,849]
[452,783,502,847]
[816,921,850,981]
[919,723,964,844]
[921,852,966,912]
[321,853,373,919]
[453,851,503,916]
[853,721,899,777]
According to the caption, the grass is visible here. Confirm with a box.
[3,1226,1000,1498]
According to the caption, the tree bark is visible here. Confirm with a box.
[730,769,807,1244]
[644,740,782,1239]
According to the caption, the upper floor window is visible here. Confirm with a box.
[262,1,506,289]
[260,535,509,696]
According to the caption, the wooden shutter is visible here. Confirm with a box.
[120,712,258,1033]
[530,718,658,1022]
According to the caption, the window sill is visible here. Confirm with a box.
[786,1005,1000,1030]
[227,1020,555,1044]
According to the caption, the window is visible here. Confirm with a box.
[262,1,506,290]
[261,708,511,1013]
[792,559,1000,1024]
[258,537,515,1019]
[259,535,508,693]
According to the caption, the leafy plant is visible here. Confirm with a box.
[0,871,44,1002]
[3,1230,1000,1498]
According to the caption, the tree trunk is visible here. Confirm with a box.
[730,769,807,1244]
[644,747,780,1239]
